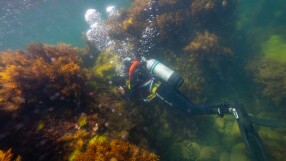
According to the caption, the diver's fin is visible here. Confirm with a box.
[249,116,285,128]
[235,104,269,161]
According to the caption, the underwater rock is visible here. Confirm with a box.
[93,49,121,81]
[259,127,286,160]
[156,116,174,140]
[261,35,286,63]
[184,31,233,63]
[191,0,237,28]
[73,135,159,161]
[230,143,251,161]
[90,0,238,54]
[219,151,230,161]
[219,116,241,148]
[170,140,221,161]
[87,84,144,141]
[230,122,240,138]
[247,35,286,105]
[202,128,221,146]
[0,43,88,109]
[259,127,285,141]
[155,10,192,48]
[168,140,199,161]
[215,117,225,129]
[78,45,100,68]
[248,58,286,105]
[197,145,221,161]
[179,31,234,102]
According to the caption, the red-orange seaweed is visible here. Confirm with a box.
[0,43,87,109]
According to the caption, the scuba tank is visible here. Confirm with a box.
[146,59,184,88]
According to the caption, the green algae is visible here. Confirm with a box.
[197,146,221,161]
[259,126,286,159]
[170,139,223,161]
[88,135,107,145]
[230,143,251,161]
[262,35,286,63]
[77,115,87,127]
[247,44,286,105]
[68,149,80,161]
[37,121,44,131]
[93,49,120,80]
[220,151,230,161]
[169,140,199,161]
[215,117,225,129]
[88,82,97,89]
[68,136,107,161]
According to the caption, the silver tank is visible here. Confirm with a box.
[146,59,174,82]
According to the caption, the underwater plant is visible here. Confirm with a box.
[184,31,233,65]
[91,1,239,98]
[179,31,233,102]
[85,0,238,64]
[121,0,152,37]
[77,114,88,128]
[191,0,237,27]
[73,135,159,161]
[93,49,120,81]
[81,1,246,161]
[247,35,286,106]
[0,149,21,161]
[89,86,141,140]
[247,58,286,106]
[0,43,87,109]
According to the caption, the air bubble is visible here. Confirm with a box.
[85,9,102,25]
[84,0,159,58]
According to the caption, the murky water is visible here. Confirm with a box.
[0,0,285,161]
[0,0,130,50]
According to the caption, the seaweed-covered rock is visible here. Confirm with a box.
[259,127,286,161]
[178,31,233,102]
[168,140,199,161]
[197,146,221,161]
[0,43,88,110]
[73,135,159,161]
[230,143,251,161]
[220,151,230,161]
[247,35,286,105]
[191,0,237,23]
[184,31,233,59]
[261,35,286,63]
[93,49,121,81]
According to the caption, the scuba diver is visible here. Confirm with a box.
[113,57,285,161]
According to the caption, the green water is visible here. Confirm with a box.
[0,0,130,50]
[0,0,286,161]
